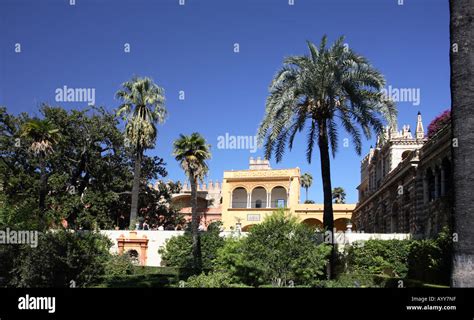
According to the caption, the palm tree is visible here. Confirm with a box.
[300,173,313,202]
[258,36,396,277]
[116,77,167,229]
[450,0,474,287]
[173,133,211,272]
[332,187,346,204]
[21,119,60,212]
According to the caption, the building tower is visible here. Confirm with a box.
[416,111,425,140]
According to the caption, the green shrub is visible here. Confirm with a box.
[342,229,452,285]
[104,253,134,277]
[0,197,44,231]
[6,230,111,287]
[215,210,331,287]
[213,237,251,284]
[322,273,379,288]
[407,228,452,285]
[159,222,225,271]
[184,271,235,288]
[345,239,411,277]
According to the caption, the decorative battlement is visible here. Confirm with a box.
[249,157,271,170]
[181,180,221,192]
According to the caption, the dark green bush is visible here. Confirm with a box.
[184,271,235,288]
[5,230,111,287]
[342,229,452,285]
[104,253,135,277]
[345,239,411,277]
[159,221,225,271]
[407,228,452,285]
[214,210,331,287]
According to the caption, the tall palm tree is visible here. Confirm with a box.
[173,133,211,272]
[258,36,396,277]
[21,119,60,212]
[116,77,167,229]
[332,187,346,204]
[450,0,474,287]
[300,173,313,202]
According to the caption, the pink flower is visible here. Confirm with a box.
[427,109,451,138]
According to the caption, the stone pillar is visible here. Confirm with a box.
[266,192,271,208]
[140,236,148,266]
[117,234,125,255]
[440,167,446,197]
[247,192,251,208]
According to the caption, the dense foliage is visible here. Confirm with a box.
[407,229,452,284]
[183,271,241,288]
[0,105,174,229]
[104,253,135,277]
[345,239,411,277]
[1,230,112,287]
[213,210,331,287]
[159,221,225,271]
[0,104,185,287]
[342,228,452,285]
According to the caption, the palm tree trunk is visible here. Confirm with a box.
[450,0,474,287]
[318,120,335,233]
[190,175,202,273]
[305,187,309,202]
[129,150,142,229]
[39,158,47,212]
[318,119,335,279]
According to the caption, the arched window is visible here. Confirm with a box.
[271,186,287,208]
[251,187,267,208]
[232,187,247,208]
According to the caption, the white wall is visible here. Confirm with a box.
[100,230,185,267]
[332,232,411,252]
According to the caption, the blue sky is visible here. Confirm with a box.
[0,0,450,203]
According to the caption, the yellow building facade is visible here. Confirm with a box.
[221,158,355,231]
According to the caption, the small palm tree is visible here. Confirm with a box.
[332,187,346,204]
[173,133,211,272]
[300,173,313,202]
[21,119,60,212]
[258,35,396,277]
[116,76,167,229]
